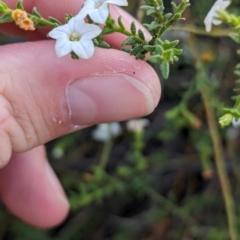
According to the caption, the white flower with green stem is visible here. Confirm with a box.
[48,16,102,58]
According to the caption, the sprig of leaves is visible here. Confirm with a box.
[100,0,190,79]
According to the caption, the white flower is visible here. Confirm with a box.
[204,0,231,32]
[92,122,122,142]
[77,0,128,24]
[126,118,150,132]
[48,17,102,58]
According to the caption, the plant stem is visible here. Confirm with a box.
[188,33,238,240]
[168,25,235,37]
[200,80,238,240]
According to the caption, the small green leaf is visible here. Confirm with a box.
[16,0,24,10]
[64,14,73,23]
[71,51,79,59]
[0,2,8,14]
[32,7,41,18]
[160,61,170,79]
[118,16,124,30]
[101,27,115,35]
[173,13,181,21]
[155,45,163,55]
[149,55,161,63]
[173,56,179,62]
[143,45,156,52]
[131,45,143,55]
[229,33,240,43]
[34,21,45,28]
[146,9,156,16]
[122,37,136,46]
[0,13,13,23]
[48,16,61,26]
[98,41,111,48]
[121,47,131,53]
[163,13,173,21]
[130,21,136,35]
[163,49,172,61]
[169,40,179,48]
[138,29,145,41]
[173,48,183,55]
[140,5,155,11]
[171,2,178,13]
[156,38,163,45]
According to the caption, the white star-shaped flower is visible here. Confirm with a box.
[48,17,102,58]
[204,0,231,32]
[126,118,150,132]
[92,122,122,142]
[77,0,128,24]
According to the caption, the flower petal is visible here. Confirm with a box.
[48,24,72,39]
[72,40,94,59]
[89,6,109,24]
[104,0,128,6]
[55,39,72,57]
[76,23,102,39]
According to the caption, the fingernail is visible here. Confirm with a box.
[46,163,69,207]
[66,74,156,125]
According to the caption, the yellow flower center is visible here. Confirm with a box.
[70,32,81,41]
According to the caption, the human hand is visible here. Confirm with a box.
[0,0,161,228]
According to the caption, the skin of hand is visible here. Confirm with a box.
[0,0,161,228]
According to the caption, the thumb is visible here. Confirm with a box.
[0,40,160,167]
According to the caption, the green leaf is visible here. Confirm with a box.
[163,49,172,61]
[98,41,111,48]
[101,27,115,35]
[32,7,41,18]
[171,2,178,13]
[143,22,161,31]
[0,2,8,13]
[229,33,240,43]
[34,22,45,28]
[121,47,131,53]
[16,0,24,10]
[173,48,183,55]
[131,45,143,55]
[160,61,170,79]
[143,45,156,52]
[163,13,173,21]
[48,16,61,26]
[149,55,161,63]
[138,29,145,41]
[130,21,136,35]
[122,37,136,46]
[140,5,155,11]
[146,9,156,16]
[135,52,145,60]
[118,16,124,30]
[173,13,181,21]
[155,45,163,55]
[173,56,179,62]
[0,13,13,23]
[71,51,80,60]
[169,40,179,48]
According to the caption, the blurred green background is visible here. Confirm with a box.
[1,0,240,239]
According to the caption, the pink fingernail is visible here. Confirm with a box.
[66,74,156,125]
